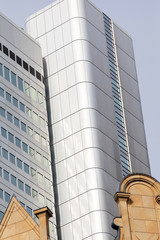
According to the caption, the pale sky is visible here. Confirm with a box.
[1,0,160,180]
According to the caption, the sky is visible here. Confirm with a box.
[1,0,160,180]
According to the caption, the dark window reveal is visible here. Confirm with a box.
[10,51,15,61]
[3,45,8,56]
[36,71,41,81]
[23,61,28,71]
[0,43,1,51]
[16,56,22,66]
[29,66,35,76]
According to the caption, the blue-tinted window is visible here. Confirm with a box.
[17,158,22,169]
[11,175,16,186]
[15,137,21,148]
[0,189,3,199]
[3,170,9,181]
[22,142,28,153]
[1,127,7,138]
[20,102,25,113]
[5,192,10,203]
[4,66,10,81]
[0,168,2,176]
[0,87,4,97]
[0,107,5,118]
[8,132,14,143]
[18,179,24,191]
[2,148,8,160]
[13,97,18,108]
[24,163,29,174]
[25,184,31,195]
[10,153,15,164]
[20,202,25,208]
[0,211,4,222]
[21,122,26,132]
[0,63,3,76]
[7,112,12,122]
[18,77,23,92]
[11,72,17,87]
[6,92,11,102]
[26,206,32,216]
[14,117,19,127]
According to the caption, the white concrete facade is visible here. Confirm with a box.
[0,13,56,240]
[26,0,151,239]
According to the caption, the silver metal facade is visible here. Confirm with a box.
[26,0,151,239]
[0,13,56,240]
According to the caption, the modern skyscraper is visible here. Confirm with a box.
[25,0,151,239]
[0,13,56,240]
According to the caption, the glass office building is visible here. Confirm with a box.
[0,13,57,240]
[0,0,151,239]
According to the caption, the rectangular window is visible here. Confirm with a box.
[31,168,36,178]
[0,189,3,199]
[3,170,9,181]
[23,61,28,71]
[20,102,25,113]
[14,117,19,127]
[38,92,44,105]
[29,66,35,76]
[36,71,41,81]
[1,127,7,138]
[11,175,16,186]
[20,202,25,208]
[7,112,13,122]
[18,179,24,191]
[8,132,14,143]
[24,163,29,174]
[10,153,15,164]
[0,211,4,222]
[44,177,50,189]
[21,122,26,132]
[36,152,41,163]
[32,189,38,200]
[24,82,30,96]
[3,45,8,55]
[0,168,2,177]
[0,107,5,118]
[2,148,8,160]
[34,132,40,142]
[6,92,11,102]
[28,127,33,136]
[11,72,17,87]
[30,87,37,101]
[15,137,21,148]
[0,87,4,97]
[10,51,15,61]
[22,142,28,153]
[26,107,31,118]
[26,206,32,217]
[37,172,43,183]
[39,194,45,204]
[25,184,31,195]
[40,117,45,127]
[13,97,18,108]
[43,156,49,168]
[4,66,10,81]
[18,77,23,92]
[29,147,34,157]
[32,112,38,122]
[16,56,22,66]
[5,192,10,203]
[0,63,3,76]
[41,137,47,147]
[17,158,22,169]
